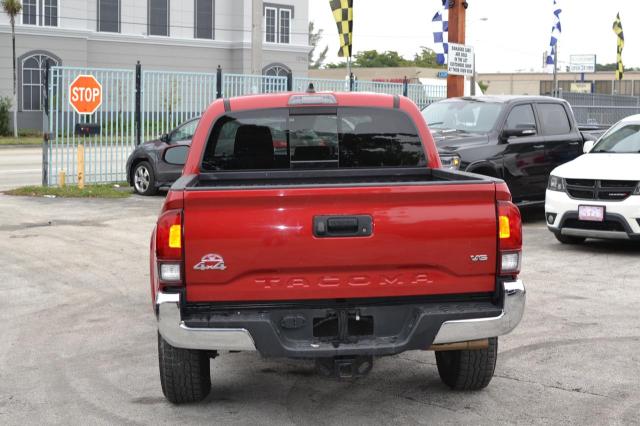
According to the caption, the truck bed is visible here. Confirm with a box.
[177,167,493,189]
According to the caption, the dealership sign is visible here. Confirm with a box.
[448,43,474,77]
[569,55,596,73]
[69,75,102,115]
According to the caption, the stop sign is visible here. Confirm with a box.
[69,75,102,115]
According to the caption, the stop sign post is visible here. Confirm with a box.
[69,75,102,115]
[68,74,101,189]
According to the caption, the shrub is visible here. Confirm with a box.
[0,96,11,136]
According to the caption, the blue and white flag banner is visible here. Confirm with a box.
[432,1,450,65]
[545,0,562,72]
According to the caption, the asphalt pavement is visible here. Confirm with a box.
[0,194,639,425]
[0,146,42,190]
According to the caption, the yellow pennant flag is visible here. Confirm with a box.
[612,13,624,80]
[329,0,353,57]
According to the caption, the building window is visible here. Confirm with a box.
[194,0,214,39]
[148,0,170,36]
[263,63,290,77]
[22,0,37,25]
[43,0,58,27]
[22,0,57,26]
[264,4,293,44]
[98,0,121,33]
[265,7,276,43]
[278,9,290,44]
[21,53,59,111]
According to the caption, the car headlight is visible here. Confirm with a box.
[548,175,566,192]
[439,154,461,170]
[633,182,640,195]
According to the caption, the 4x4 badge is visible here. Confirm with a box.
[194,254,227,271]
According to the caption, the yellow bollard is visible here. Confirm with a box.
[77,144,85,189]
[58,170,66,187]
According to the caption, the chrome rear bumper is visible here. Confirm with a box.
[156,280,525,352]
[156,292,256,351]
[432,280,526,344]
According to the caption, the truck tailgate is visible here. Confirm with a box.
[183,181,498,302]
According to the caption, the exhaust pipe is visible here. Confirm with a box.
[429,339,489,351]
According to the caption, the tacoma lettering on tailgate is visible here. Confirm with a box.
[255,274,434,289]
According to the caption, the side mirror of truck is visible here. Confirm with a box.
[501,125,536,141]
[582,140,595,154]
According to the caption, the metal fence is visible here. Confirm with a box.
[44,66,448,186]
[222,73,288,98]
[142,70,216,142]
[48,66,136,185]
[293,77,348,92]
[293,77,446,109]
[560,92,640,126]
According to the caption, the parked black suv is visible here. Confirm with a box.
[422,96,604,205]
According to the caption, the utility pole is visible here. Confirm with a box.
[552,44,558,96]
[251,0,263,75]
[447,0,467,98]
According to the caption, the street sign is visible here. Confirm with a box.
[69,75,102,115]
[569,55,596,73]
[447,43,474,77]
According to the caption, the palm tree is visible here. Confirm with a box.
[2,0,22,137]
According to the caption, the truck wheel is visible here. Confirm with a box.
[133,161,158,196]
[555,233,586,245]
[435,337,498,390]
[158,334,211,404]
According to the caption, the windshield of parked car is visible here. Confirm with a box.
[591,123,640,153]
[422,100,503,133]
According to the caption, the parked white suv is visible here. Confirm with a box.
[545,115,640,244]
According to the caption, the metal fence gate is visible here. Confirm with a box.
[44,65,448,186]
[141,70,216,143]
[47,66,136,185]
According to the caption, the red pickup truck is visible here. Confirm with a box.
[150,91,526,404]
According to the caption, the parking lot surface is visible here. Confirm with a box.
[1,194,639,425]
[0,147,42,191]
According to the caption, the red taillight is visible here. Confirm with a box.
[497,201,522,275]
[156,209,183,260]
[156,209,183,286]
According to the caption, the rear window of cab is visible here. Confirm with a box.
[200,107,426,171]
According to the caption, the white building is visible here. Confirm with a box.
[0,0,310,130]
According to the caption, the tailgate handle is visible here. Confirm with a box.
[314,215,372,238]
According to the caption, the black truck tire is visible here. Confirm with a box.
[158,334,211,404]
[554,233,586,245]
[435,337,498,390]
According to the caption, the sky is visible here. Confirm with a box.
[309,0,640,73]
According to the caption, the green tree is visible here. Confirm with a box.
[308,22,328,69]
[412,47,445,69]
[352,50,410,67]
[324,48,446,69]
[2,0,22,137]
[596,63,639,72]
[324,61,348,69]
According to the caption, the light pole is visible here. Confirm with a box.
[468,17,488,96]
